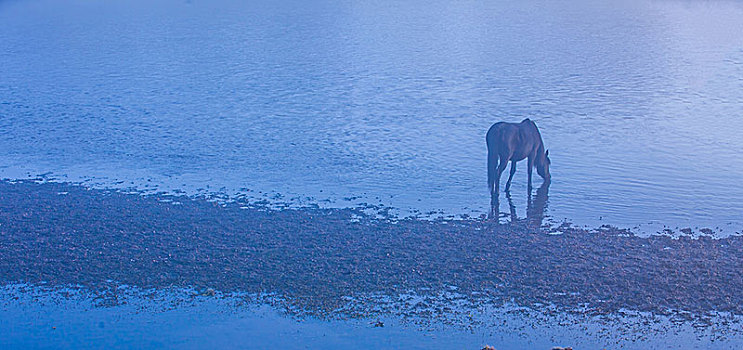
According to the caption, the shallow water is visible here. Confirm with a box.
[3,286,740,350]
[2,0,743,233]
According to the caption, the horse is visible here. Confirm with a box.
[486,118,551,206]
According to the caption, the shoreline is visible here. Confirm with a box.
[1,179,743,324]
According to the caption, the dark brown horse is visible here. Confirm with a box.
[486,118,551,205]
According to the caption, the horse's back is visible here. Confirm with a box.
[486,119,533,143]
[486,121,507,136]
[519,118,541,136]
[488,118,534,134]
[486,118,543,159]
[486,121,520,138]
[486,122,518,148]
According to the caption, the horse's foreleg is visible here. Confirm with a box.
[495,157,508,195]
[527,156,534,191]
[505,161,517,192]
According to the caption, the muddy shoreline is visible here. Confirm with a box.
[1,179,742,321]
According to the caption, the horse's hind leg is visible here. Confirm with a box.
[505,161,517,192]
[487,151,499,205]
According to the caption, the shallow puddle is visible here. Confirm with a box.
[2,286,740,350]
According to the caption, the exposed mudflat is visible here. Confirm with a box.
[1,179,742,324]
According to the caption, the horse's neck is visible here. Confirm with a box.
[534,141,546,165]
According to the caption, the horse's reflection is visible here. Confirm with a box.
[490,180,550,227]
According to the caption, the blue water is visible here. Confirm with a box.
[3,286,737,350]
[2,0,743,234]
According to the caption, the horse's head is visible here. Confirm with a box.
[536,150,551,180]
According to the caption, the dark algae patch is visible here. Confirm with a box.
[1,179,742,321]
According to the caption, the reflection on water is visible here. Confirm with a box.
[526,180,550,228]
[491,180,550,228]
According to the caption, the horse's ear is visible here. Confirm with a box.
[545,150,549,157]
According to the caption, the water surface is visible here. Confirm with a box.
[1,0,743,233]
[4,286,738,350]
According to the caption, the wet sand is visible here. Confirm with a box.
[1,179,742,330]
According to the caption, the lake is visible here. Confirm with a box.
[2,0,743,234]
[2,0,743,347]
